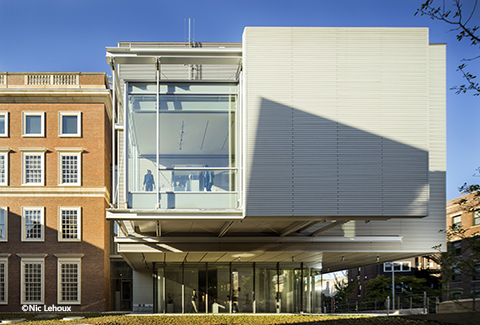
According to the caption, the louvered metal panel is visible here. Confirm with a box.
[119,64,156,81]
[117,130,126,207]
[243,27,439,220]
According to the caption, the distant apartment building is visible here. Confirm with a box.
[0,72,112,312]
[445,194,480,300]
[347,257,441,299]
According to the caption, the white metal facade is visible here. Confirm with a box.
[107,27,446,271]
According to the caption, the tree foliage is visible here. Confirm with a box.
[365,274,439,300]
[415,0,480,96]
[333,276,358,303]
[430,225,480,298]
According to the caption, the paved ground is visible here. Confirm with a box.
[404,311,480,325]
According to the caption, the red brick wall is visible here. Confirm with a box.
[0,96,112,312]
[0,103,109,187]
[79,74,107,87]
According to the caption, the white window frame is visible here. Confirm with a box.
[59,111,82,137]
[0,111,8,137]
[56,148,83,186]
[21,207,45,242]
[0,254,9,305]
[452,214,462,228]
[384,261,411,272]
[22,111,45,137]
[0,148,9,186]
[18,254,46,305]
[0,207,7,242]
[58,207,81,242]
[55,254,83,305]
[20,148,46,186]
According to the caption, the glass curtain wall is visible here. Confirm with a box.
[254,263,278,313]
[127,82,238,210]
[153,262,322,314]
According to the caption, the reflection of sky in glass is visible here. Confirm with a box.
[62,116,77,134]
[26,115,41,134]
[0,156,4,183]
[0,115,4,134]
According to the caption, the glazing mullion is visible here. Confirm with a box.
[156,61,160,209]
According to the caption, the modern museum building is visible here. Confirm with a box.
[105,27,446,313]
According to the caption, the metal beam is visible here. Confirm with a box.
[156,221,161,237]
[310,220,350,237]
[280,221,315,237]
[218,221,235,237]
[115,235,402,244]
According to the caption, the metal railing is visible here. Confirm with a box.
[326,293,440,314]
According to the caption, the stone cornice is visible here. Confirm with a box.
[0,186,110,202]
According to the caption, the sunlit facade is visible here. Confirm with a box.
[106,27,446,313]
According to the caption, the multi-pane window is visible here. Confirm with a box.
[0,207,7,242]
[474,210,480,226]
[57,149,82,185]
[0,112,8,137]
[452,267,462,282]
[58,207,81,241]
[25,155,42,183]
[452,215,462,229]
[56,255,82,304]
[21,150,45,186]
[22,207,44,241]
[452,241,462,255]
[0,256,7,304]
[22,111,45,137]
[59,111,81,137]
[0,150,7,185]
[19,255,46,304]
[62,155,78,184]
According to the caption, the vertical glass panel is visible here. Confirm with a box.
[62,116,78,134]
[207,264,230,313]
[127,83,238,210]
[184,263,206,313]
[279,263,301,313]
[303,267,311,313]
[156,266,164,313]
[0,115,5,134]
[231,264,253,313]
[26,115,41,134]
[127,94,157,194]
[0,209,5,240]
[0,155,5,184]
[112,261,133,311]
[165,264,183,313]
[255,263,278,313]
[311,270,323,313]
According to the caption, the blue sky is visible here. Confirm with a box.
[0,0,478,200]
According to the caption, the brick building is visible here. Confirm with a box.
[347,257,441,300]
[0,72,112,311]
[445,194,480,300]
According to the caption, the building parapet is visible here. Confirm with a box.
[0,72,108,89]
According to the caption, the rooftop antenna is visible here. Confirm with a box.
[185,18,195,47]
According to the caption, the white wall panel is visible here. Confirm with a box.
[243,27,442,222]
